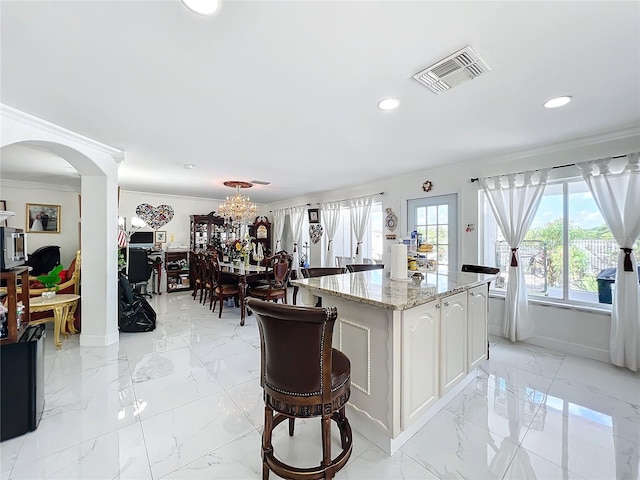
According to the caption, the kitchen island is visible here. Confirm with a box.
[291,269,494,454]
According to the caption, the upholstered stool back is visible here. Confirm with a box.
[248,298,353,480]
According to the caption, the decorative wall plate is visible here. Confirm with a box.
[385,207,397,232]
[309,224,323,244]
[135,203,174,229]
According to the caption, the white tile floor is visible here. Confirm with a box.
[2,290,639,479]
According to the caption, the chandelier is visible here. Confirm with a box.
[218,181,258,223]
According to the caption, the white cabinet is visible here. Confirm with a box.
[439,291,467,396]
[467,284,488,371]
[401,300,439,429]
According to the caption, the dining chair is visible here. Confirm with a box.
[211,254,240,318]
[189,251,203,301]
[247,252,291,304]
[247,298,352,480]
[346,263,384,273]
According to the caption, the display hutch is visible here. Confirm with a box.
[248,216,272,257]
[0,267,31,344]
[190,213,226,252]
[165,250,190,293]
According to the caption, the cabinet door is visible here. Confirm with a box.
[439,291,467,396]
[467,284,488,371]
[401,301,440,429]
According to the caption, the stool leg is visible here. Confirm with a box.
[262,405,274,480]
[288,417,295,436]
[321,415,332,477]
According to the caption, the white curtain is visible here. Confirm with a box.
[579,153,640,371]
[479,169,549,342]
[321,201,341,267]
[349,196,373,263]
[272,209,286,252]
[287,205,306,278]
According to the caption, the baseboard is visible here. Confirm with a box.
[79,331,120,347]
[524,335,610,363]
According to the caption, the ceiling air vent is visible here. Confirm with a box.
[250,180,271,185]
[412,46,490,94]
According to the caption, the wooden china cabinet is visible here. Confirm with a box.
[190,213,226,252]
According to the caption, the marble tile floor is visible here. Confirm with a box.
[1,291,639,479]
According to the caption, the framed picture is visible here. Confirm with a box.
[308,208,320,224]
[154,230,167,243]
[0,200,7,227]
[26,203,60,233]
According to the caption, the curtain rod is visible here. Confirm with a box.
[316,191,385,205]
[469,154,629,183]
[268,203,310,213]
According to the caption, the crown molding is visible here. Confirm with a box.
[1,104,125,162]
[0,178,79,192]
[480,125,640,165]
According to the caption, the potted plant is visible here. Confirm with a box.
[36,264,63,299]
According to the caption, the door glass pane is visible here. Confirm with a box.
[438,226,448,244]
[438,205,448,224]
[427,226,438,244]
[417,207,426,225]
[427,206,437,224]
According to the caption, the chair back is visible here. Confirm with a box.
[268,252,291,288]
[248,298,338,399]
[346,263,384,273]
[25,245,61,276]
[127,248,152,283]
[461,264,500,275]
[301,267,346,278]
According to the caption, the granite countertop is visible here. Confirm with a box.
[291,270,494,310]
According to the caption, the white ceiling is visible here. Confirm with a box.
[1,0,639,203]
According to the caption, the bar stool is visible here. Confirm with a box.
[346,263,384,273]
[247,298,353,480]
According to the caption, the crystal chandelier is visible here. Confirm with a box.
[218,181,258,223]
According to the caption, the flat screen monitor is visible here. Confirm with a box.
[130,231,154,245]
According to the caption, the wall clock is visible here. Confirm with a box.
[385,208,397,232]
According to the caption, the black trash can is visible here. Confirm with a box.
[0,324,46,441]
[596,266,640,304]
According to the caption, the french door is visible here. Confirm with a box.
[407,194,458,272]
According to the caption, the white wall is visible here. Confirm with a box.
[118,190,270,251]
[1,179,80,268]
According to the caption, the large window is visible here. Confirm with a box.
[483,177,638,305]
[333,202,383,265]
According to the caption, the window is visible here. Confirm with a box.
[333,201,383,265]
[483,177,638,305]
[408,194,458,272]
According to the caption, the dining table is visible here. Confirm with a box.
[217,262,268,326]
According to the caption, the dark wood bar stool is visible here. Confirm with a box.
[248,298,353,480]
[346,263,384,273]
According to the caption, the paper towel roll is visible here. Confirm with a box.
[390,244,408,280]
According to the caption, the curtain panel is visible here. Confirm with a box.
[349,196,373,263]
[272,209,286,252]
[479,169,549,342]
[287,205,306,278]
[579,153,640,371]
[321,201,341,267]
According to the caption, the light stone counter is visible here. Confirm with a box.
[291,269,494,310]
[292,269,493,455]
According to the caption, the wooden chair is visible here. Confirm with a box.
[28,250,81,331]
[248,298,352,480]
[346,263,384,273]
[293,267,346,305]
[189,251,203,301]
[461,264,500,275]
[210,254,240,318]
[247,252,291,304]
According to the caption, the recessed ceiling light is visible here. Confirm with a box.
[184,163,196,169]
[181,0,221,16]
[377,98,400,110]
[544,96,572,109]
